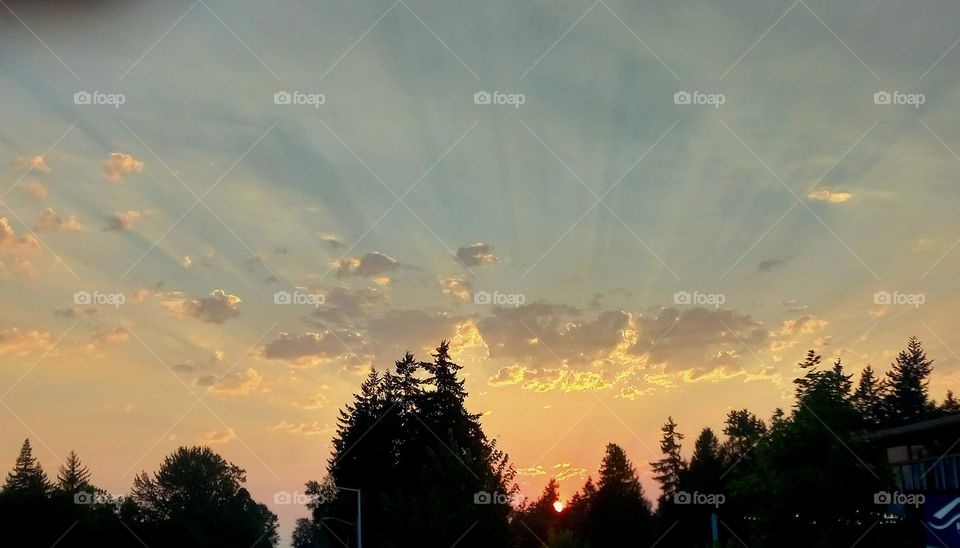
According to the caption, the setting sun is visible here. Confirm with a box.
[553,500,564,513]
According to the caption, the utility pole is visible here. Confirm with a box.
[338,486,362,548]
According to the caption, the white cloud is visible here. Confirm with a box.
[104,152,144,182]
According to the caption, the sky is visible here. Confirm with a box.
[2,0,960,542]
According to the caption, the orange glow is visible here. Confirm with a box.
[553,500,564,513]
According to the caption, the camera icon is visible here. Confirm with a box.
[673,291,691,305]
[873,291,891,305]
[74,491,93,505]
[473,491,492,504]
[673,491,691,504]
[473,291,492,305]
[74,91,92,105]
[74,291,92,305]
[274,91,292,105]
[273,291,292,305]
[274,491,292,504]
[874,91,891,105]
[673,91,691,105]
[474,91,492,105]
[874,491,891,504]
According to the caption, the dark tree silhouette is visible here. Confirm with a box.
[853,365,886,427]
[884,336,935,425]
[56,450,92,494]
[650,416,685,507]
[125,446,278,547]
[3,439,51,496]
[589,443,655,546]
[308,342,515,548]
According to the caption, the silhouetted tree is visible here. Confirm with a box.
[941,390,960,414]
[309,342,515,547]
[3,439,51,496]
[853,365,886,427]
[56,450,92,494]
[589,443,654,546]
[650,416,686,506]
[884,337,935,425]
[125,446,278,547]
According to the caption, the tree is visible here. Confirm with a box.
[309,343,515,548]
[884,337,935,425]
[3,439,51,496]
[650,416,686,506]
[126,446,278,547]
[941,390,960,414]
[720,409,766,467]
[56,450,92,494]
[589,443,654,546]
[853,365,886,427]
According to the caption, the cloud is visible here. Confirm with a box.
[164,289,242,324]
[456,242,498,266]
[440,274,472,302]
[806,187,852,203]
[23,182,47,199]
[199,428,236,444]
[34,208,84,232]
[319,233,342,249]
[195,368,262,396]
[54,307,100,319]
[131,288,152,303]
[0,257,38,280]
[336,252,401,277]
[0,328,53,356]
[262,331,359,366]
[757,255,792,273]
[106,210,143,230]
[488,364,526,387]
[13,156,50,173]
[104,152,144,182]
[89,327,130,346]
[0,218,40,255]
[310,286,389,328]
[270,421,329,435]
[779,315,828,335]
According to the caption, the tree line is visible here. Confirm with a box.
[0,443,278,547]
[1,336,954,547]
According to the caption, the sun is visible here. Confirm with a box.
[553,500,564,513]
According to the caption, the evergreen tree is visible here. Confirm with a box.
[589,443,654,546]
[884,337,935,424]
[852,365,886,427]
[56,450,92,494]
[941,390,960,414]
[720,409,766,468]
[3,439,51,496]
[650,416,686,505]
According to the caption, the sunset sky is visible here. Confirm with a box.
[3,0,960,542]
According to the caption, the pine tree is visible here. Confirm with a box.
[56,450,92,494]
[589,443,654,545]
[941,390,960,414]
[685,428,724,493]
[721,409,766,467]
[884,337,935,424]
[650,416,686,502]
[852,365,885,427]
[3,439,51,496]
